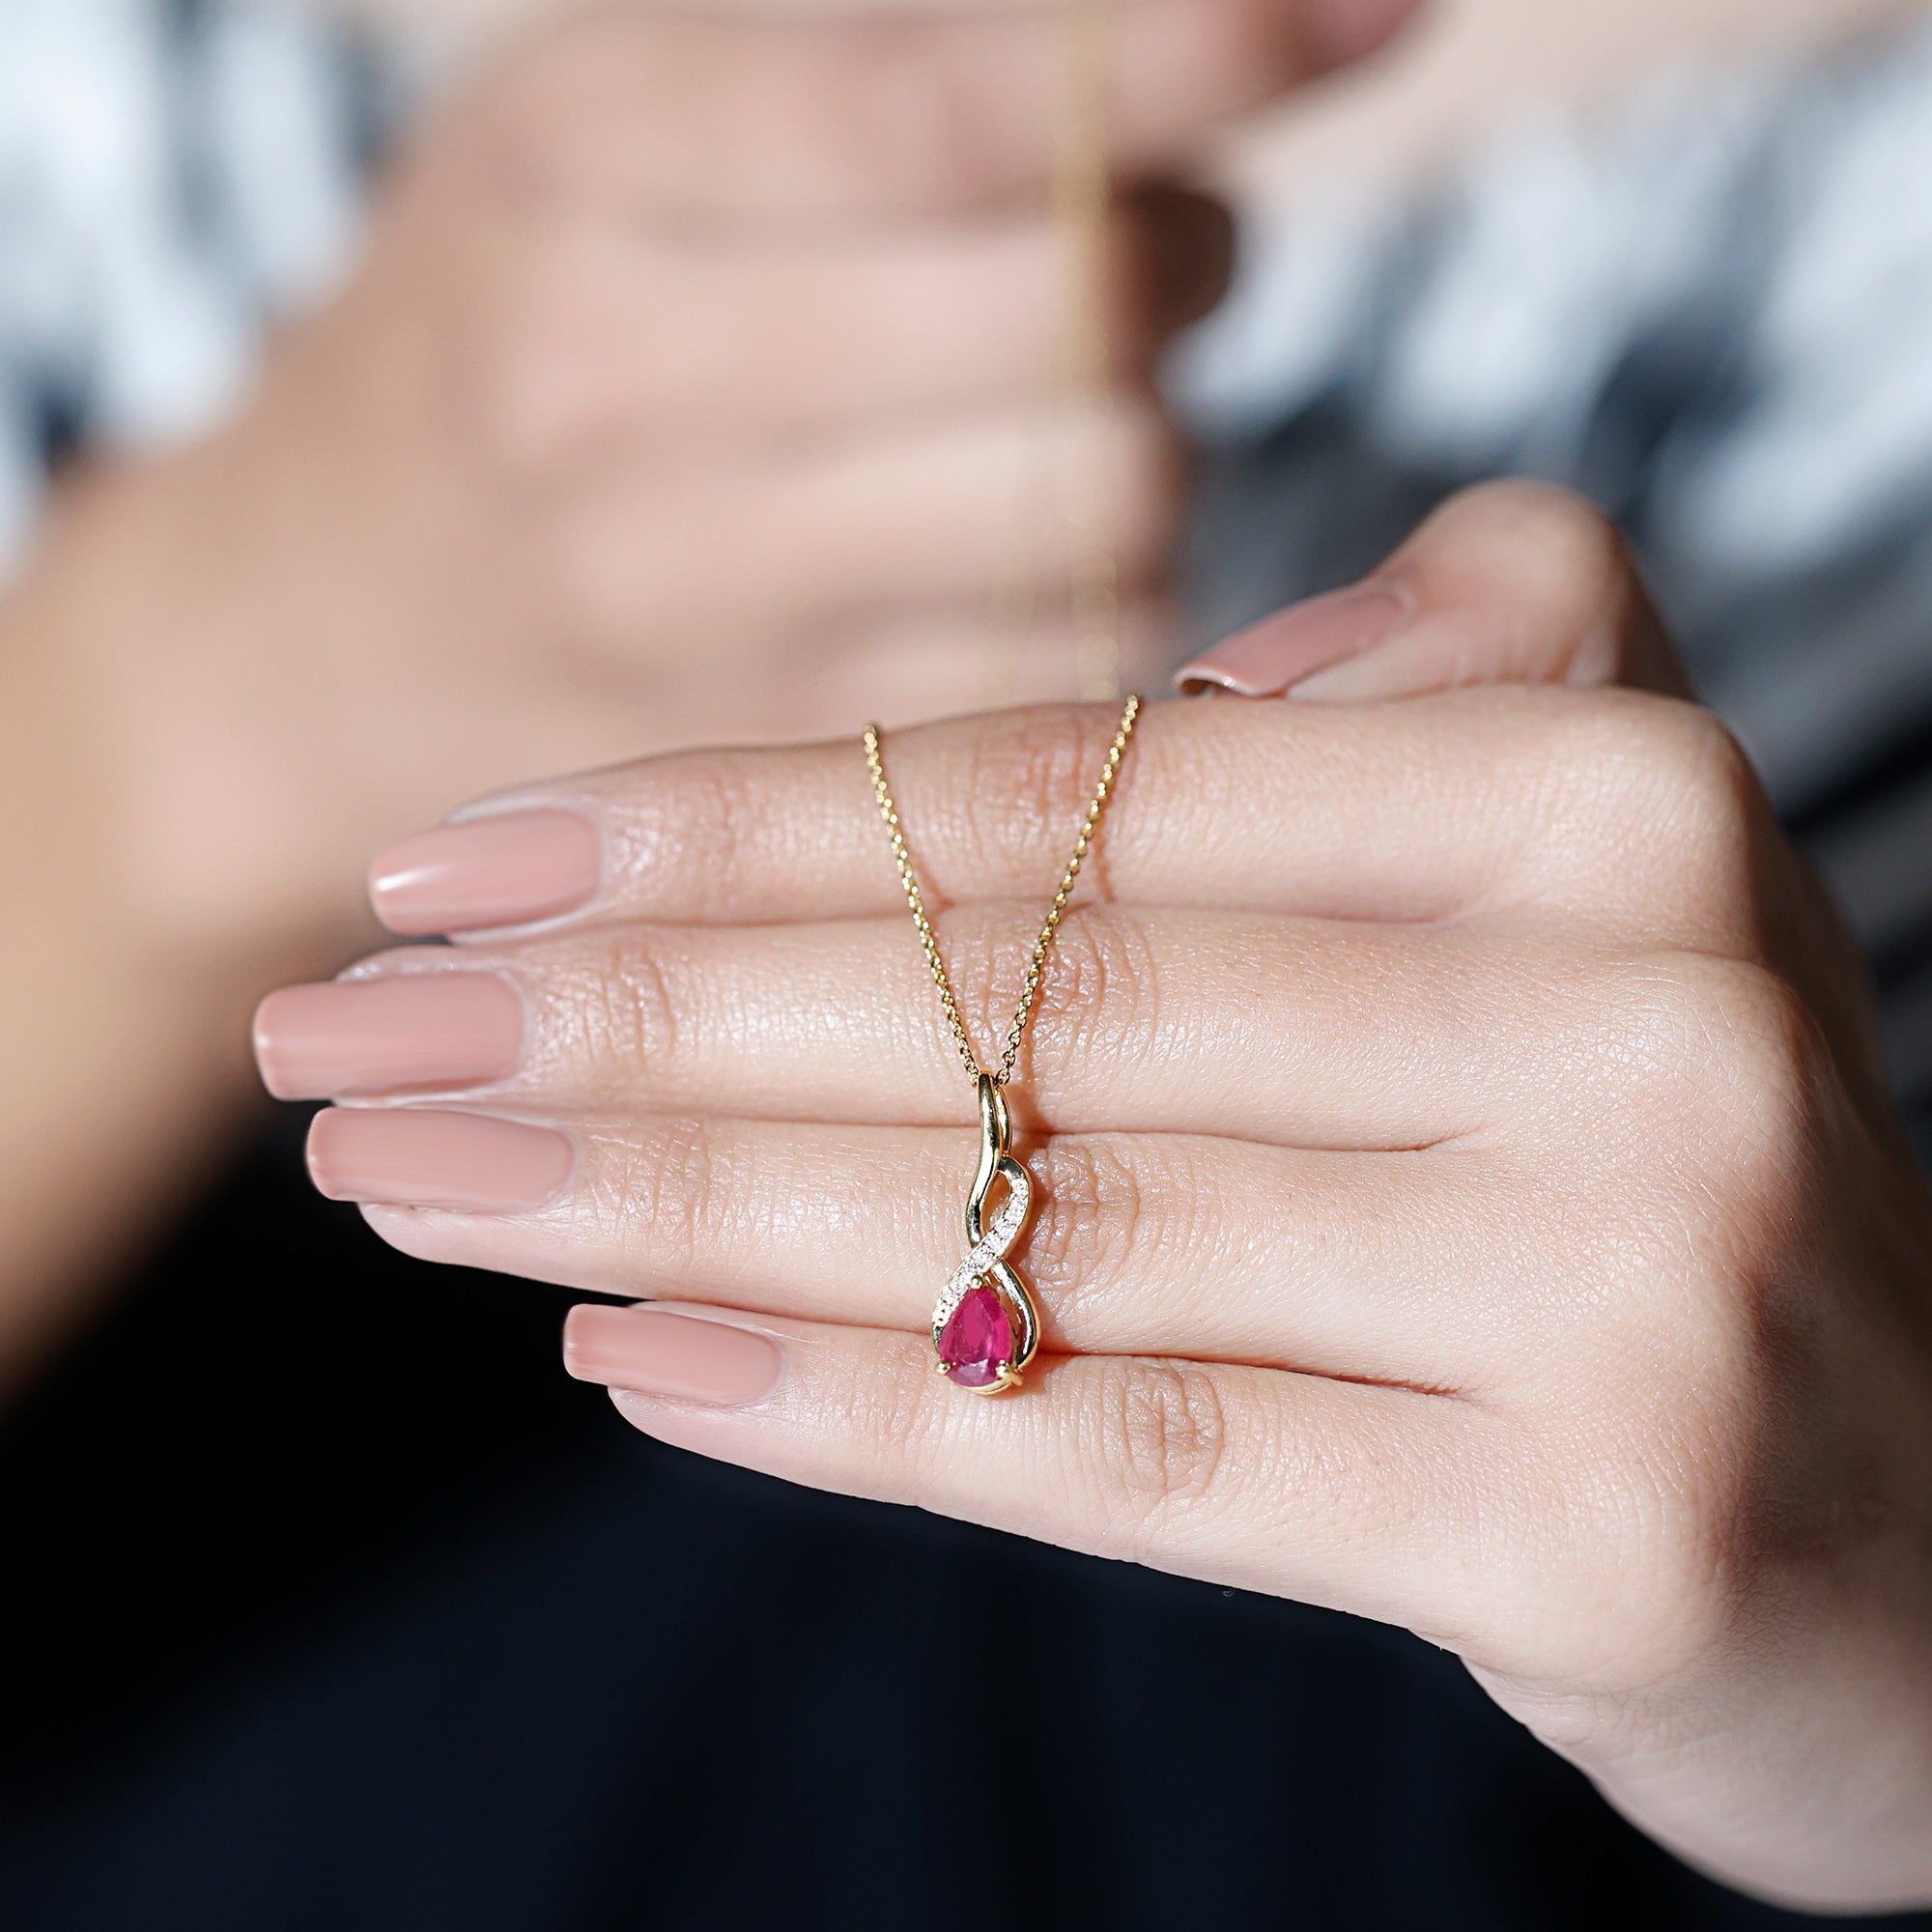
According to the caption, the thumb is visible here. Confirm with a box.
[1174,480,1691,701]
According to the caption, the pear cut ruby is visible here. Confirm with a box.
[938,1284,1015,1389]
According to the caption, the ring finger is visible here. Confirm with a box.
[318,1110,1520,1392]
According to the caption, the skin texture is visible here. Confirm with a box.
[0,0,1401,1389]
[276,484,1932,1910]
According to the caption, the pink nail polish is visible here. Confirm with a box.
[1173,584,1406,697]
[308,1108,573,1211]
[370,810,602,937]
[563,1305,782,1406]
[253,973,526,1101]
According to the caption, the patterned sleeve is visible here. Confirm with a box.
[1177,20,1932,1162]
[0,0,371,576]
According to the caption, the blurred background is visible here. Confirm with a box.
[3,2,1931,1926]
[1185,0,1932,1162]
[9,0,1932,1131]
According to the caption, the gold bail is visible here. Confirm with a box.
[977,1073,1009,1162]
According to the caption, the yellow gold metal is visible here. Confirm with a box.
[925,1075,1041,1396]
[867,710,1140,1392]
[863,694,1141,1093]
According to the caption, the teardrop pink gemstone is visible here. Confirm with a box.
[938,1284,1016,1389]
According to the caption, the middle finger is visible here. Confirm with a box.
[257,905,1552,1148]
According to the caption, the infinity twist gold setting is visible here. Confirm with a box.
[929,1077,1040,1395]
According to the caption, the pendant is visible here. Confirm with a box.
[932,1076,1040,1395]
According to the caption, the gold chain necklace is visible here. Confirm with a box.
[864,696,1141,1394]
[864,697,1139,1094]
[860,0,1136,1397]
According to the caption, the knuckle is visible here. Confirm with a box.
[1513,1415,1744,1690]
[1029,1139,1163,1317]
[1665,952,1815,1118]
[640,752,764,890]
[1036,908,1164,1076]
[1644,703,1762,850]
[580,929,690,1077]
[825,1335,947,1494]
[1087,1357,1230,1537]
[1641,1429,1753,1636]
[1674,954,1822,1157]
[599,1116,721,1274]
[1536,696,1764,909]
[957,708,1122,881]
[1573,952,1821,1193]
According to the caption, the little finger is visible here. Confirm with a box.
[561,1300,1496,1645]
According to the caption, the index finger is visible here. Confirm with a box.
[366,689,1758,948]
[476,0,1367,220]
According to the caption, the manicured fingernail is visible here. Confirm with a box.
[563,1305,782,1407]
[1305,0,1427,67]
[307,1108,573,1211]
[1173,584,1406,697]
[253,973,525,1100]
[369,810,602,936]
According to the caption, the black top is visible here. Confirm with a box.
[0,1110,1921,1931]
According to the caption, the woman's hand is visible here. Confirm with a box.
[256,482,1932,1910]
[44,0,1350,974]
[3,0,1423,1381]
